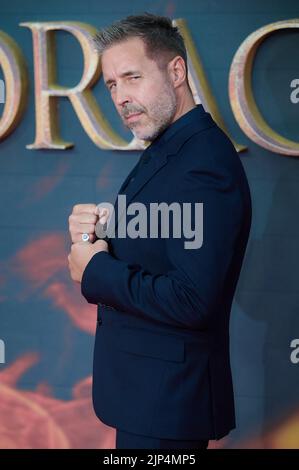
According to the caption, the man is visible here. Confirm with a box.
[68,13,252,449]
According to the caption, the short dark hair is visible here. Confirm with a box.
[93,12,188,73]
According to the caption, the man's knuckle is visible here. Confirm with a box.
[84,203,96,213]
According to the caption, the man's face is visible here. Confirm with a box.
[101,37,177,141]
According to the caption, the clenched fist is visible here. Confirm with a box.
[68,204,110,244]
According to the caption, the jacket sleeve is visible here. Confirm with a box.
[81,156,244,330]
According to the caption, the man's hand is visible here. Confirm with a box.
[68,239,109,283]
[68,204,110,244]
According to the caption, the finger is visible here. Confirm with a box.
[71,213,98,225]
[72,233,96,244]
[94,239,108,250]
[96,206,110,218]
[79,223,97,234]
[99,213,109,224]
[69,222,96,236]
[69,218,98,243]
[97,207,109,216]
[98,208,110,224]
[72,204,97,215]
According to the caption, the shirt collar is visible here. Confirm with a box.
[145,104,208,154]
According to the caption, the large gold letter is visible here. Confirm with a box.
[175,19,246,153]
[229,19,299,156]
[21,22,144,150]
[0,31,28,141]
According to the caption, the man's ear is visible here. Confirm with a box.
[168,56,187,88]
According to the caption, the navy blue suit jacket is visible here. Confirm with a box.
[81,105,252,440]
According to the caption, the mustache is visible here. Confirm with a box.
[121,104,146,119]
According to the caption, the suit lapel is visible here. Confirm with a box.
[110,112,215,234]
[123,152,168,204]
[114,152,169,232]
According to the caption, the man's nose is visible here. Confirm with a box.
[115,85,131,107]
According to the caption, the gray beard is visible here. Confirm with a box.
[130,84,177,142]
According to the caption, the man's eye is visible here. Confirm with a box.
[109,83,116,91]
[130,76,140,81]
